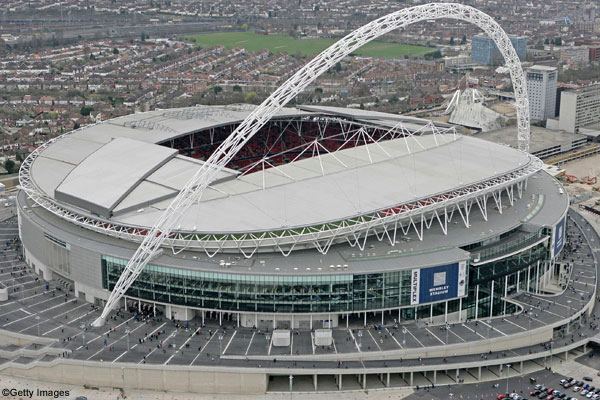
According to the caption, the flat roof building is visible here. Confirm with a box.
[559,83,600,133]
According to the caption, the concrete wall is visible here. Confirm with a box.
[3,361,268,395]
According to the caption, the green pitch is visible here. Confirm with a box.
[186,32,434,59]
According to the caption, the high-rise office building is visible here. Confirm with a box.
[526,65,558,122]
[471,34,527,65]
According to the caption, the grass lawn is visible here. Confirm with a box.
[186,31,435,59]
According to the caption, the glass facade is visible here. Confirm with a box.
[466,242,548,319]
[100,228,551,319]
[102,256,456,314]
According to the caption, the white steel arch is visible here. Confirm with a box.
[92,2,530,326]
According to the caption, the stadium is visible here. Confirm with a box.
[5,2,599,395]
[17,103,567,329]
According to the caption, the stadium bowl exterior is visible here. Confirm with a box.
[18,105,569,328]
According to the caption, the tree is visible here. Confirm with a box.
[334,62,342,72]
[80,105,93,116]
[449,36,455,45]
[112,47,119,55]
[232,85,242,92]
[3,159,15,174]
[461,34,467,45]
[244,91,257,103]
[554,37,562,46]
[212,85,223,95]
[425,50,443,59]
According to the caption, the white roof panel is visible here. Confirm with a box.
[114,135,532,233]
[55,137,178,216]
[146,155,238,191]
[30,157,76,197]
[38,136,103,165]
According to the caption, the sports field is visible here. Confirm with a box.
[186,32,435,59]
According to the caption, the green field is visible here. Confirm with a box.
[186,32,435,59]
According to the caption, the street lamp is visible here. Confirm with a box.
[505,363,511,393]
[35,315,40,337]
[357,330,363,349]
[218,333,224,356]
[445,323,450,344]
[81,323,86,347]
[289,374,293,396]
[402,327,407,346]
[125,329,130,351]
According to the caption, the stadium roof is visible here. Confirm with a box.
[28,104,535,235]
[112,134,531,233]
[21,168,566,275]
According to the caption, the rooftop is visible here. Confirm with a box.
[22,169,568,275]
[28,105,535,234]
[474,126,588,155]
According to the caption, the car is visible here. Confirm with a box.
[574,386,581,392]
[561,380,568,385]
[535,385,543,390]
[583,390,589,395]
[584,377,594,382]
[588,393,594,399]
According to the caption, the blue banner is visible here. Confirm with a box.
[552,215,567,257]
[410,262,466,305]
